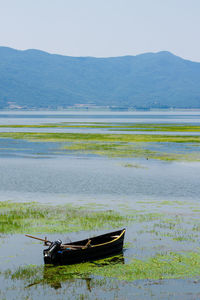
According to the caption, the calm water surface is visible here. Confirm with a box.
[0,110,200,299]
[0,110,200,124]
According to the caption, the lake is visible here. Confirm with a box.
[0,110,200,300]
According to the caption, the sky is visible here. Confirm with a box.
[0,0,200,62]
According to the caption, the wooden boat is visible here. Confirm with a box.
[42,228,126,265]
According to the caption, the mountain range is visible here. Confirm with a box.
[0,46,200,109]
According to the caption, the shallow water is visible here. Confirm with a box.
[0,110,200,299]
[1,272,200,300]
[2,127,200,135]
[0,156,199,203]
[0,109,200,125]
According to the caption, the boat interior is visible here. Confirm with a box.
[61,229,125,249]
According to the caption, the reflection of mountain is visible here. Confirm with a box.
[1,46,200,109]
[42,254,125,290]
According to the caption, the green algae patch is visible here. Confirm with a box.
[1,131,200,161]
[4,251,200,284]
[1,199,200,287]
[0,123,118,129]
[0,132,200,143]
[111,124,200,132]
[122,163,147,169]
[0,201,130,234]
[97,251,200,281]
[0,201,164,235]
[62,142,159,160]
[63,144,200,161]
[1,123,200,132]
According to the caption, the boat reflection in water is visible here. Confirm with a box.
[25,229,126,291]
[42,253,125,290]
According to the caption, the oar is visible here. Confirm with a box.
[25,234,91,249]
[25,234,52,246]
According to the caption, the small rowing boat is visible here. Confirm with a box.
[26,228,126,265]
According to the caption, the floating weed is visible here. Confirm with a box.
[136,201,157,204]
[2,123,200,132]
[0,131,200,161]
[192,224,200,231]
[128,212,164,223]
[172,236,196,242]
[79,202,105,209]
[4,264,41,281]
[159,200,189,206]
[62,142,158,160]
[0,132,200,144]
[153,222,177,230]
[109,124,200,132]
[150,215,200,243]
[121,163,147,169]
[0,201,168,235]
[3,251,200,283]
[3,255,124,285]
[0,123,117,129]
[0,201,131,234]
[160,216,183,225]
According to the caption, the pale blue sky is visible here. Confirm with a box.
[0,0,200,61]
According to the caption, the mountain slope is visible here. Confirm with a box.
[0,47,200,109]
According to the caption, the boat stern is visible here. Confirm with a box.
[43,240,62,264]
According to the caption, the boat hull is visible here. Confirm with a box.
[43,228,125,265]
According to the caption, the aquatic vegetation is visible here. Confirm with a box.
[1,197,200,260]
[111,124,200,132]
[0,201,130,234]
[0,123,118,129]
[3,251,200,284]
[1,198,200,299]
[63,142,160,160]
[96,251,200,280]
[192,224,200,231]
[0,130,200,161]
[0,201,165,235]
[0,131,200,143]
[1,119,200,299]
[128,212,164,223]
[1,123,200,132]
[121,163,147,168]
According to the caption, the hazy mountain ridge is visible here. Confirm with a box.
[0,46,200,109]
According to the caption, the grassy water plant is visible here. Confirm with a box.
[0,132,200,143]
[3,251,200,284]
[0,131,200,161]
[0,201,130,234]
[1,123,200,132]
